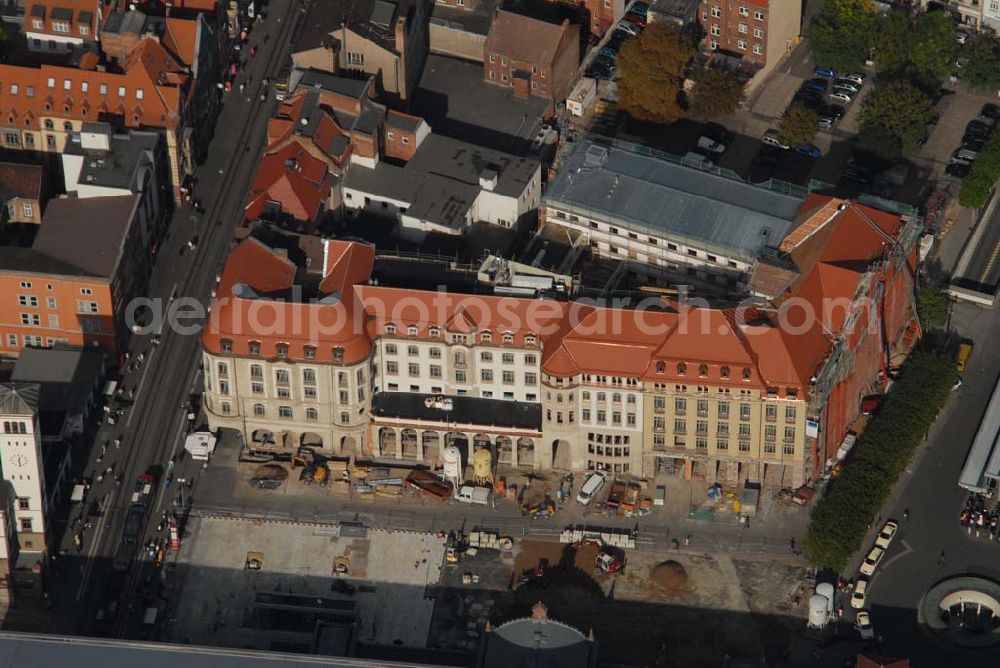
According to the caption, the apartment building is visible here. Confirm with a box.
[0,384,46,552]
[484,11,581,107]
[0,163,45,225]
[291,0,432,106]
[698,0,801,88]
[0,39,194,200]
[25,0,103,53]
[542,136,805,292]
[203,195,918,486]
[0,194,159,358]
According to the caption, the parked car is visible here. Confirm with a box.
[762,129,790,149]
[702,122,731,145]
[616,20,640,36]
[833,83,860,96]
[804,78,829,94]
[795,143,822,158]
[953,148,979,164]
[946,162,972,178]
[956,29,970,44]
[851,579,869,609]
[828,91,854,104]
[577,470,608,505]
[813,66,836,78]
[840,73,865,85]
[966,120,993,138]
[607,31,629,50]
[875,520,898,550]
[697,136,726,154]
[859,546,885,576]
[623,12,646,28]
[819,103,845,119]
[834,79,861,92]
[794,90,823,110]
[855,610,875,640]
[963,135,988,151]
[982,103,1000,120]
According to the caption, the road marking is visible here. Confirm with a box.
[879,538,913,572]
[978,234,1000,283]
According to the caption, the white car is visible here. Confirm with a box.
[828,92,854,104]
[762,129,790,149]
[855,610,874,639]
[576,470,607,505]
[851,579,869,609]
[840,73,865,85]
[617,20,640,36]
[859,546,885,576]
[875,520,898,550]
[697,136,726,154]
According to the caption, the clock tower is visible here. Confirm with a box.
[0,383,46,552]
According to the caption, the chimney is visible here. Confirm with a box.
[479,168,498,192]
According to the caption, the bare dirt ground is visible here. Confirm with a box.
[431,539,810,667]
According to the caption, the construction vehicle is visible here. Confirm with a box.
[523,497,556,518]
[605,479,626,511]
[292,447,330,486]
[596,551,626,574]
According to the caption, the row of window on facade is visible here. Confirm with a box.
[1,78,145,99]
[218,339,348,362]
[30,18,91,35]
[706,20,765,38]
[1,421,27,434]
[654,434,796,455]
[2,333,70,349]
[654,397,797,420]
[708,38,764,55]
[18,294,99,311]
[553,210,743,269]
[384,343,537,364]
[384,324,537,346]
[214,363,367,402]
[706,5,766,21]
[552,408,638,427]
[655,415,795,438]
[211,398,359,425]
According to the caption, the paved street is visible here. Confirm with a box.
[848,297,1000,667]
[44,0,304,637]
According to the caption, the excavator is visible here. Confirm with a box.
[291,446,329,486]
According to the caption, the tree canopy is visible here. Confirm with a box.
[805,0,876,73]
[916,284,949,329]
[804,352,956,571]
[687,66,745,120]
[859,80,936,155]
[959,37,1000,91]
[959,131,1000,208]
[779,104,819,146]
[618,23,695,125]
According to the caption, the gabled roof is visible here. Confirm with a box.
[485,10,571,66]
[0,382,39,416]
[244,144,332,222]
[0,162,43,202]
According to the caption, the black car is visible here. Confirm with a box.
[946,162,972,178]
[963,135,988,151]
[818,103,845,119]
[793,90,823,110]
[587,61,614,79]
[966,120,993,138]
[702,122,731,145]
[982,103,1000,120]
[607,31,629,50]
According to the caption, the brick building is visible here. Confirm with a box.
[24,0,104,53]
[698,0,801,88]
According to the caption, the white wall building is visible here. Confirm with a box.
[0,384,47,552]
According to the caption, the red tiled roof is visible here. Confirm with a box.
[0,162,43,201]
[0,44,185,131]
[244,144,331,222]
[161,17,200,69]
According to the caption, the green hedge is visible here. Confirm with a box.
[804,352,957,571]
[959,131,1000,209]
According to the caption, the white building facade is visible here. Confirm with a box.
[0,385,47,552]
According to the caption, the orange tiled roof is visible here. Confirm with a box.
[161,17,199,69]
[244,144,332,222]
[25,0,102,39]
[0,45,184,131]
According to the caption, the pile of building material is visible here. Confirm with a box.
[468,531,514,551]
[559,525,636,549]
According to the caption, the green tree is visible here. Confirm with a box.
[618,23,695,125]
[804,352,956,571]
[859,81,936,154]
[959,131,1000,208]
[806,0,877,72]
[961,37,1000,91]
[853,125,902,164]
[779,104,819,146]
[871,9,910,75]
[916,284,949,329]
[908,10,958,85]
[687,66,745,120]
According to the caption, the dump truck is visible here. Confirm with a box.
[605,479,626,510]
[404,469,453,501]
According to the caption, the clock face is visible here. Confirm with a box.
[8,454,28,468]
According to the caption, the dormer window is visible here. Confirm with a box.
[525,333,536,345]
[720,365,730,379]
[407,325,418,336]
[677,362,687,375]
[656,361,666,374]
[220,338,233,353]
[249,340,261,355]
[502,333,514,344]
[699,364,708,377]
[429,327,440,338]
[742,367,752,381]
[276,343,289,358]
[386,323,396,334]
[481,331,492,343]
[303,345,316,359]
[333,347,344,362]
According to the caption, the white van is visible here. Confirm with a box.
[696,136,726,154]
[576,471,607,505]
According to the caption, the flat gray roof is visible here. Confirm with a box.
[34,195,138,277]
[959,376,1000,493]
[543,136,805,261]
[65,130,160,191]
[0,631,438,668]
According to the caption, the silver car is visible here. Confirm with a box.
[828,91,854,104]
[840,73,865,85]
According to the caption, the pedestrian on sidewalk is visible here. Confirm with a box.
[938,550,946,567]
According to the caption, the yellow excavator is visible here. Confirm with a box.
[292,447,329,486]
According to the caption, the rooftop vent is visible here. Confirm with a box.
[479,168,498,192]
